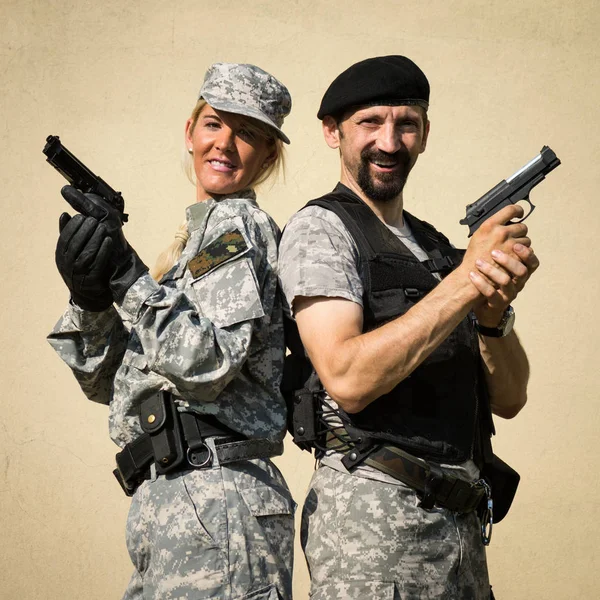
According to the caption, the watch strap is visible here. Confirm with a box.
[475,306,515,338]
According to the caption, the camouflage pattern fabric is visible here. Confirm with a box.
[188,230,248,278]
[48,189,293,598]
[47,304,129,405]
[123,451,294,600]
[49,189,287,448]
[278,205,479,484]
[301,465,489,600]
[278,202,490,597]
[279,205,364,309]
[199,63,292,144]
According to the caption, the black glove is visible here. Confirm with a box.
[55,213,114,311]
[61,186,149,302]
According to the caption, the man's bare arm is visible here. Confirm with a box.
[470,243,540,418]
[295,270,478,413]
[294,205,536,415]
[479,331,530,418]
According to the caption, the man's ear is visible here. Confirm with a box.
[420,120,430,154]
[322,116,342,149]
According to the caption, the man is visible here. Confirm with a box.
[279,55,538,599]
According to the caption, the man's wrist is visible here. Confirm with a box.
[473,311,503,328]
[447,265,482,306]
[475,306,515,338]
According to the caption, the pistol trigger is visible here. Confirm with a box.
[509,193,535,224]
[521,195,535,222]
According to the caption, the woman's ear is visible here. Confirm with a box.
[184,118,194,151]
[263,148,277,169]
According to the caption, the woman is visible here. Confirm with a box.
[48,62,294,600]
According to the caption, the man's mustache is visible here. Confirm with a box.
[361,148,411,166]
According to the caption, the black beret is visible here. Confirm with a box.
[317,55,430,120]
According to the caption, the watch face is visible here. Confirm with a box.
[500,306,515,336]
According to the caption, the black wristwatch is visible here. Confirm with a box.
[475,306,515,338]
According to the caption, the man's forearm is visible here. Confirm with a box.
[479,329,530,418]
[304,267,480,413]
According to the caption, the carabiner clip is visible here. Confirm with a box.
[481,496,494,546]
[475,479,494,546]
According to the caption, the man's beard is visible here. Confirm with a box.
[357,148,413,203]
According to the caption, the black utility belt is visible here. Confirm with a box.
[327,434,488,514]
[367,445,487,513]
[113,391,283,497]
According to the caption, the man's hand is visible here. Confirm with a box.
[470,243,539,327]
[461,204,530,267]
[456,204,539,418]
[55,213,114,311]
[60,186,148,302]
[458,204,539,326]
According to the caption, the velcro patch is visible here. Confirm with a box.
[188,229,248,279]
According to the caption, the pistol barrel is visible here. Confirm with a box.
[460,146,561,236]
[43,135,127,219]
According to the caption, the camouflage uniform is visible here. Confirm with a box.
[49,191,294,600]
[279,204,490,599]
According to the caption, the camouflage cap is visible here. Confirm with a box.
[199,63,292,144]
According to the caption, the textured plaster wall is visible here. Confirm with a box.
[1,1,598,598]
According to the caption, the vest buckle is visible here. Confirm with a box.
[404,288,422,300]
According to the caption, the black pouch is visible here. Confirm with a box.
[289,388,319,451]
[482,453,520,523]
[281,343,320,452]
[140,391,186,474]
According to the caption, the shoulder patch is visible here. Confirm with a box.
[188,229,248,279]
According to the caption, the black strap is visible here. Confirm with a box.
[179,412,235,452]
[114,410,284,497]
[326,432,487,514]
[421,249,466,276]
[419,463,444,510]
[363,445,486,513]
[216,438,284,463]
[179,412,205,452]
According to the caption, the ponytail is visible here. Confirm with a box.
[150,221,190,281]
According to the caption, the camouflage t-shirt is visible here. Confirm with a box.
[279,203,479,485]
[48,189,286,448]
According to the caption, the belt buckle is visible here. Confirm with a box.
[474,478,493,545]
[187,443,213,469]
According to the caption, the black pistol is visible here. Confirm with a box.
[460,146,560,237]
[43,135,128,223]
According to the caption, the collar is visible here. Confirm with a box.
[333,181,359,199]
[185,188,257,232]
[332,182,406,229]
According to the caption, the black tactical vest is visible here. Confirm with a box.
[292,184,494,466]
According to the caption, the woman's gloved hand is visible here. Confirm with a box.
[60,185,149,302]
[55,212,114,311]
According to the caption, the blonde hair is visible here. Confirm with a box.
[151,98,286,282]
[150,221,190,281]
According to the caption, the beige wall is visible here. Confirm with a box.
[1,0,598,597]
